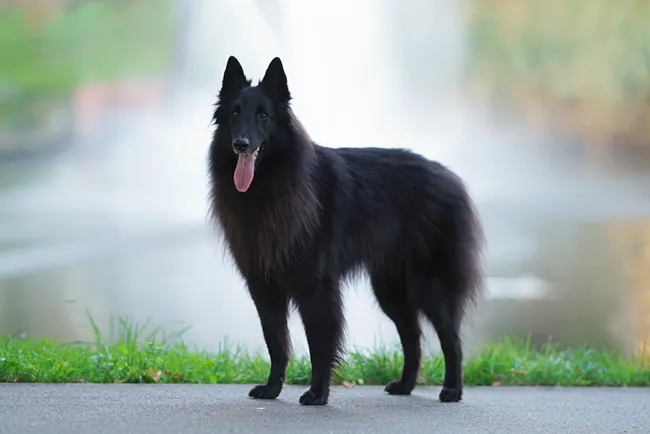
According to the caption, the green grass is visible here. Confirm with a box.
[0,314,648,386]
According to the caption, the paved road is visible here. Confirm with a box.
[0,385,648,433]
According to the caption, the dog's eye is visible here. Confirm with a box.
[231,110,239,117]
[258,112,268,120]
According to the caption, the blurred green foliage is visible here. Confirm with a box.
[0,0,174,96]
[464,0,650,148]
[465,0,650,103]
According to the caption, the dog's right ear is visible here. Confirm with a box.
[220,56,248,95]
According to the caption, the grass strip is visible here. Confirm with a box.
[0,314,648,386]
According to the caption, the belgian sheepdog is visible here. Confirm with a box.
[207,56,485,406]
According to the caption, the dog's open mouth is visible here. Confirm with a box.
[233,149,259,193]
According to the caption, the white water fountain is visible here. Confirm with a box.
[1,0,649,354]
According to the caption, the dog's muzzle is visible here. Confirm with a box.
[232,137,252,154]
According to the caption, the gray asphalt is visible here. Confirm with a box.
[0,385,648,434]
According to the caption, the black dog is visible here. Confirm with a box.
[207,56,485,405]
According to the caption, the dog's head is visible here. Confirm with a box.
[213,56,292,193]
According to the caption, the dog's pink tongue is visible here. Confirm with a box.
[234,154,255,193]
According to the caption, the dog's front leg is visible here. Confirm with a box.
[295,277,345,406]
[247,280,290,400]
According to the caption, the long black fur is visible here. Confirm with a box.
[207,56,485,406]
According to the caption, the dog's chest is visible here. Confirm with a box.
[215,195,320,277]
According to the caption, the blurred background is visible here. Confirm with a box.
[0,0,649,358]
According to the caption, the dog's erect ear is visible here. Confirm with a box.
[261,57,290,102]
[220,56,248,95]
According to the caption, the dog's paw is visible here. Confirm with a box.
[438,386,462,403]
[248,384,282,400]
[298,389,329,406]
[384,380,413,396]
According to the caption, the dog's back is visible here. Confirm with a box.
[311,144,484,332]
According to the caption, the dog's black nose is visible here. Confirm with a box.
[232,137,251,153]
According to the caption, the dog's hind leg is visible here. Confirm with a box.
[370,269,422,396]
[294,276,345,406]
[413,270,465,403]
[247,280,291,400]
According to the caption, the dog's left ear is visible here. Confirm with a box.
[261,57,290,102]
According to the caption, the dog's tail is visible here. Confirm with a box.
[439,179,486,329]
